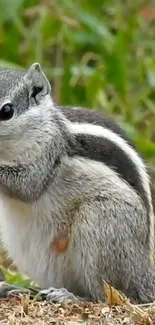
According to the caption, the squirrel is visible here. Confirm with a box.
[0,62,154,303]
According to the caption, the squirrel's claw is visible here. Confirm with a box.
[40,287,81,304]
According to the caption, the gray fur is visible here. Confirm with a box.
[0,63,154,304]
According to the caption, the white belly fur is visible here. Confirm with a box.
[0,193,67,289]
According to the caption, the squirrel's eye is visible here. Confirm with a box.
[0,103,14,120]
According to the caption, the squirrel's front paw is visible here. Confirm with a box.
[0,282,30,299]
[40,287,79,304]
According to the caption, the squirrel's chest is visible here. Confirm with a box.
[0,194,67,288]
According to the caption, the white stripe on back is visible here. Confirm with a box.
[68,121,154,258]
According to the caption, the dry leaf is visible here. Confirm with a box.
[103,280,127,306]
[21,294,30,315]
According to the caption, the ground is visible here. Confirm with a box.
[0,298,125,325]
[1,288,155,324]
[0,297,152,325]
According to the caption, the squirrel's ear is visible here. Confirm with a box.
[24,63,51,104]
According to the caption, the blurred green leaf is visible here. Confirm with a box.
[104,31,129,96]
[0,0,24,22]
[134,139,155,159]
[0,60,23,69]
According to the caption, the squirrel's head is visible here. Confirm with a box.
[0,63,62,160]
[0,63,54,139]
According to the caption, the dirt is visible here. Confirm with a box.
[0,297,155,325]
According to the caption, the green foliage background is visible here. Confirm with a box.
[0,0,155,180]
